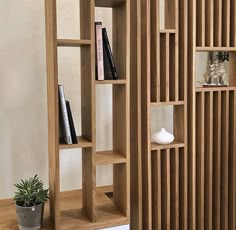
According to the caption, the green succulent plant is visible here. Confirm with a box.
[14,175,49,207]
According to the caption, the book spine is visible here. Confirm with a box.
[102,28,118,80]
[66,101,78,144]
[95,22,104,80]
[58,85,72,144]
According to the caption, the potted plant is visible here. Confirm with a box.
[14,175,49,230]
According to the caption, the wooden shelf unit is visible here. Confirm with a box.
[188,0,236,230]
[137,0,188,229]
[44,0,130,229]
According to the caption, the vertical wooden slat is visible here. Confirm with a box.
[196,92,205,230]
[221,91,229,230]
[196,0,206,46]
[161,149,171,230]
[150,0,160,102]
[141,0,152,227]
[169,34,177,101]
[204,92,213,230]
[170,148,179,230]
[166,33,170,102]
[222,0,230,47]
[175,0,179,101]
[213,91,221,230]
[228,90,236,230]
[44,0,60,228]
[205,0,214,47]
[230,0,236,46]
[80,0,96,222]
[130,0,142,228]
[229,52,236,86]
[152,150,162,230]
[214,0,222,46]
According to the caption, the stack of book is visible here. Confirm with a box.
[58,85,78,145]
[95,22,118,81]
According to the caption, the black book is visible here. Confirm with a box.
[103,35,113,80]
[102,28,118,80]
[66,101,78,144]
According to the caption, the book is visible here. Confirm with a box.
[103,36,114,80]
[102,28,118,80]
[58,85,72,144]
[95,22,104,81]
[66,100,78,144]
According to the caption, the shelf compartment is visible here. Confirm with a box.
[0,186,128,230]
[96,150,127,165]
[96,79,127,85]
[95,0,126,8]
[59,136,92,150]
[151,141,184,151]
[57,39,91,47]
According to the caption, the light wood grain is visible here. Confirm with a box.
[196,92,205,230]
[95,150,127,165]
[205,0,214,47]
[230,0,236,46]
[151,142,185,151]
[204,92,213,230]
[196,0,205,46]
[212,91,221,230]
[130,0,142,228]
[222,0,230,46]
[59,136,92,149]
[57,39,91,47]
[44,0,60,228]
[229,53,236,86]
[95,80,127,85]
[221,91,229,230]
[214,0,222,46]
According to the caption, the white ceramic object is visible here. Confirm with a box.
[152,128,174,145]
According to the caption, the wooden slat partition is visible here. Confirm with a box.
[170,148,179,230]
[196,0,205,46]
[214,0,222,46]
[205,0,214,47]
[222,0,230,47]
[165,0,176,29]
[221,91,229,230]
[212,91,221,230]
[204,92,213,230]
[230,0,236,46]
[160,33,170,102]
[228,90,236,230]
[196,92,205,230]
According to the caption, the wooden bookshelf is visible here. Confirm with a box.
[44,0,130,229]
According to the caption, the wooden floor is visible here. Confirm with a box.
[0,186,129,230]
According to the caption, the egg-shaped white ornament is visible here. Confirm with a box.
[152,128,174,145]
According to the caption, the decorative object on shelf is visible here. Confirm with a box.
[199,51,228,87]
[152,128,175,145]
[14,175,49,230]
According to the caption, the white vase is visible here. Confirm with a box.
[152,128,174,145]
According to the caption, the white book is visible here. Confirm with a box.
[95,22,104,80]
[58,85,72,144]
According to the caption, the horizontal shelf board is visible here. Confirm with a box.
[57,39,91,47]
[96,150,127,165]
[59,136,92,150]
[160,29,176,34]
[151,141,185,151]
[96,79,127,85]
[0,186,128,230]
[196,46,236,51]
[95,0,126,7]
[196,86,236,92]
[151,101,185,106]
